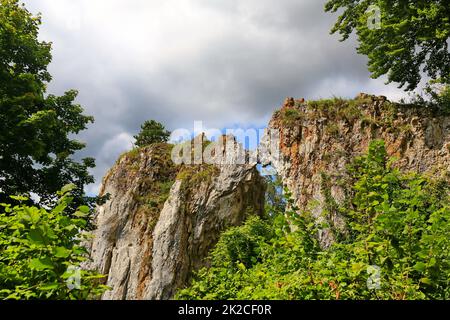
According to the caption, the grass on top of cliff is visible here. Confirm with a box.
[307,96,373,121]
[118,141,222,216]
[277,95,431,139]
[280,93,450,128]
[279,95,390,125]
[117,142,175,166]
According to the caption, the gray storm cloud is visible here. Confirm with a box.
[23,0,410,194]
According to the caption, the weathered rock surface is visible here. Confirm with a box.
[86,94,450,298]
[260,95,450,246]
[86,138,265,300]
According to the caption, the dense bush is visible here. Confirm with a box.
[177,140,450,300]
[0,185,108,299]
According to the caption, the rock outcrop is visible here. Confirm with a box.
[260,95,450,246]
[87,94,450,298]
[87,138,265,300]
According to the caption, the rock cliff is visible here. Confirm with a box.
[87,94,450,298]
[87,138,265,300]
[259,94,450,246]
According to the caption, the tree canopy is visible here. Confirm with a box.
[0,0,95,206]
[134,120,171,148]
[325,0,450,91]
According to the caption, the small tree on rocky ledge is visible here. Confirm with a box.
[134,120,171,148]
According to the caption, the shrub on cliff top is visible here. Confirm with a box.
[134,120,171,148]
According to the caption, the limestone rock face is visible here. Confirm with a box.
[87,140,265,300]
[260,95,450,247]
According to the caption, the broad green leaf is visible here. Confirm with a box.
[52,203,67,215]
[428,258,437,267]
[25,206,41,224]
[27,228,47,245]
[77,205,90,214]
[60,184,76,195]
[10,195,29,201]
[413,262,426,272]
[29,257,54,271]
[73,211,88,218]
[39,283,59,291]
[351,262,365,274]
[54,246,72,259]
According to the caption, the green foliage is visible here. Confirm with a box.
[176,216,279,300]
[0,185,108,300]
[325,0,450,91]
[211,216,275,269]
[0,0,95,207]
[307,97,370,122]
[177,140,450,300]
[306,96,416,137]
[411,81,450,115]
[429,84,450,113]
[279,97,377,130]
[264,175,286,215]
[134,120,171,148]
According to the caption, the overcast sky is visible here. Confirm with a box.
[23,0,411,194]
